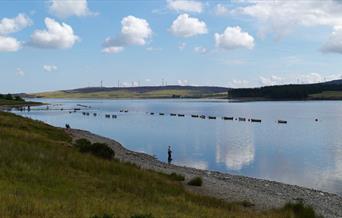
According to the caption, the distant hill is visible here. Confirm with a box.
[229,79,342,100]
[31,85,230,99]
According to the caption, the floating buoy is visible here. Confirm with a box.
[222,117,233,120]
[150,112,154,115]
[93,113,97,116]
[208,116,216,120]
[124,110,128,113]
[278,120,287,124]
[105,114,110,118]
[170,113,176,116]
[178,114,185,117]
[238,117,246,121]
[315,118,318,122]
[159,113,165,116]
[112,115,117,119]
[191,115,199,118]
[200,115,206,119]
[251,119,261,123]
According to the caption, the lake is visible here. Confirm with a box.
[15,98,342,195]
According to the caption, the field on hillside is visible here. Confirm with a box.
[309,91,342,100]
[35,89,228,99]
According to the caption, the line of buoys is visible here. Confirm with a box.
[191,115,199,118]
[178,114,185,117]
[200,115,206,119]
[170,113,176,116]
[159,113,165,116]
[208,116,216,120]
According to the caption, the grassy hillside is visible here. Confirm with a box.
[0,111,317,217]
[33,86,229,99]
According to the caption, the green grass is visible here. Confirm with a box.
[0,111,319,217]
[34,89,228,99]
[0,99,41,107]
[309,91,342,100]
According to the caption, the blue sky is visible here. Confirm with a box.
[1,0,342,93]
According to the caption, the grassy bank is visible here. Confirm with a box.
[0,111,317,217]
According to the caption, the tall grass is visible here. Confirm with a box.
[0,111,318,218]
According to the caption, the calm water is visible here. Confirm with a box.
[15,99,342,195]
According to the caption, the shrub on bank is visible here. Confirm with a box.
[284,202,317,218]
[169,172,185,181]
[187,176,202,186]
[74,139,115,160]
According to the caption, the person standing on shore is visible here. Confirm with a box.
[168,146,172,164]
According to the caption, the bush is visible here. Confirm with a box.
[284,202,317,218]
[91,143,115,160]
[131,214,154,218]
[187,176,202,186]
[74,139,115,160]
[169,172,185,181]
[74,138,92,153]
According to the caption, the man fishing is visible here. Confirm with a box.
[168,146,172,164]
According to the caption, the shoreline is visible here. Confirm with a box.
[68,128,342,218]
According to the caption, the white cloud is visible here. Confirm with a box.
[259,73,341,86]
[232,79,250,88]
[43,64,58,72]
[0,35,21,52]
[177,79,188,86]
[30,17,79,49]
[234,0,342,39]
[103,16,152,53]
[16,68,25,76]
[0,13,32,35]
[193,46,207,54]
[259,75,284,86]
[321,26,342,54]
[167,0,203,13]
[178,42,186,50]
[214,4,229,16]
[215,26,254,50]
[49,0,96,18]
[170,14,207,37]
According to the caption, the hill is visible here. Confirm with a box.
[229,79,342,100]
[31,86,229,99]
[0,111,317,217]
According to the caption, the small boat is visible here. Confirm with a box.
[159,113,165,116]
[208,116,216,120]
[251,119,261,123]
[170,113,176,116]
[124,110,128,113]
[278,120,287,124]
[178,114,185,117]
[112,115,117,118]
[222,116,233,120]
[191,115,199,118]
[200,115,206,119]
[238,117,246,121]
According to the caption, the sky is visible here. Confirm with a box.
[1,0,342,93]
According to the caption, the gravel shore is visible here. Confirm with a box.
[69,128,342,218]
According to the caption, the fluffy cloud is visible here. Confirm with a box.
[167,0,203,13]
[214,4,229,16]
[29,17,79,49]
[259,73,341,86]
[16,68,25,76]
[231,79,250,88]
[215,26,254,50]
[170,14,207,37]
[102,16,152,53]
[43,64,58,72]
[49,0,96,18]
[234,0,342,39]
[0,35,21,52]
[321,26,342,54]
[193,46,207,54]
[177,79,188,86]
[0,13,32,35]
